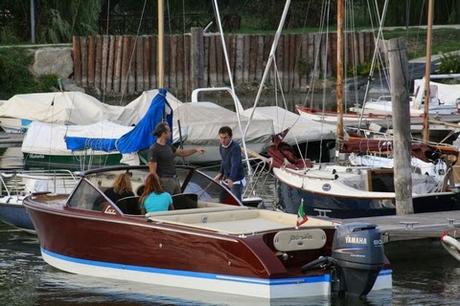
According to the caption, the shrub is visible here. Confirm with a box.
[0,48,58,99]
[438,52,460,74]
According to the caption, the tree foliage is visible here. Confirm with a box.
[2,0,460,44]
[0,48,58,99]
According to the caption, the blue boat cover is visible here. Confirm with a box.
[65,89,173,153]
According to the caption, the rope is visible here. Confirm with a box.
[118,0,148,105]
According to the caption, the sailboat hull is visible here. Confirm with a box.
[23,152,122,170]
[278,179,460,218]
[0,199,34,230]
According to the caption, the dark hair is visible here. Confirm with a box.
[218,126,232,137]
[153,122,169,137]
[140,174,164,205]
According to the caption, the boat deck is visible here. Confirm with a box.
[150,207,336,235]
[338,210,460,242]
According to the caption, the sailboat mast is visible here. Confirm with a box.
[157,0,164,88]
[336,0,345,144]
[422,0,434,143]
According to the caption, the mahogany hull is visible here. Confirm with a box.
[25,195,392,298]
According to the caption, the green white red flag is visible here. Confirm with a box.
[296,200,308,227]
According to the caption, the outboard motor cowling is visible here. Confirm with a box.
[331,222,384,297]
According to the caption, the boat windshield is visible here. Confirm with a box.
[67,166,239,212]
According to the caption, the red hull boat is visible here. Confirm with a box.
[25,165,392,299]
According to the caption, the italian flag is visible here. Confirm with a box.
[296,200,308,227]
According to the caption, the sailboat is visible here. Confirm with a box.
[271,0,460,218]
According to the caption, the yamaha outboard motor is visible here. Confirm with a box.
[302,223,385,297]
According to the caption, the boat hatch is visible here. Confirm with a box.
[148,209,335,235]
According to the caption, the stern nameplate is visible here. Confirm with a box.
[273,229,327,252]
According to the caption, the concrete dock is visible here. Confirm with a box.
[340,210,460,243]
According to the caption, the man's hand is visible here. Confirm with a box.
[195,147,206,154]
[214,173,223,181]
[225,179,234,188]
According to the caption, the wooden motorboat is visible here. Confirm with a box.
[24,165,391,299]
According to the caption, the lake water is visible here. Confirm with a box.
[0,150,459,305]
[1,221,459,305]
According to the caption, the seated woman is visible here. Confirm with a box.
[140,174,173,213]
[104,172,135,203]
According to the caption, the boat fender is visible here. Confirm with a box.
[441,234,460,261]
[334,174,339,180]
[6,197,11,204]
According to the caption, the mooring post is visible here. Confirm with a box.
[387,38,414,215]
[190,27,204,90]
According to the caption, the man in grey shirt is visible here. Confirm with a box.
[149,122,205,194]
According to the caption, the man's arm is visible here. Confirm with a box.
[175,147,205,157]
[226,146,242,187]
[148,161,160,180]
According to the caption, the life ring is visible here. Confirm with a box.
[441,234,460,261]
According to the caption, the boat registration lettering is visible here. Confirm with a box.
[29,154,45,159]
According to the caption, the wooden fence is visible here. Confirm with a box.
[72,29,375,96]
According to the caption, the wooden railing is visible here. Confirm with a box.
[72,29,375,96]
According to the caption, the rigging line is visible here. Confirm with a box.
[347,0,359,112]
[303,0,328,109]
[181,0,190,101]
[212,0,251,174]
[69,0,82,39]
[166,0,173,36]
[274,59,307,169]
[118,0,148,106]
[318,0,331,164]
[102,0,111,104]
[302,0,312,29]
[358,0,390,131]
[242,0,291,142]
[272,60,289,130]
[106,0,110,36]
[271,60,288,134]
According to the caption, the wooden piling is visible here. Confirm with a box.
[73,36,82,85]
[387,38,413,215]
[95,35,102,90]
[235,35,243,86]
[113,36,122,93]
[190,28,204,90]
[128,36,136,94]
[101,35,109,92]
[80,37,88,87]
[136,36,144,93]
[143,35,151,90]
[106,35,115,93]
[87,36,95,88]
[120,36,130,95]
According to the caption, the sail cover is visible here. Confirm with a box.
[64,89,173,153]
[22,120,132,156]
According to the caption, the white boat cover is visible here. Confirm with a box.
[115,90,183,124]
[413,78,460,108]
[22,121,133,156]
[0,92,123,125]
[174,103,274,146]
[242,106,335,144]
[21,91,273,157]
[0,90,183,126]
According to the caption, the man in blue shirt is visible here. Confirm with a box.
[214,126,245,201]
